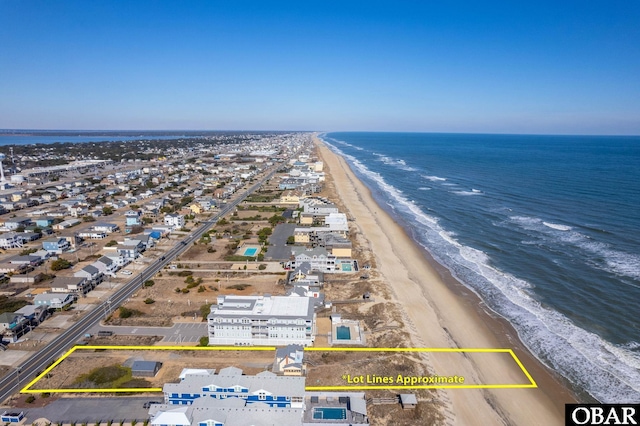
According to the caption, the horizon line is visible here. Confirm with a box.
[1,129,639,138]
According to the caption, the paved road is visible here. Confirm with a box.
[0,154,293,404]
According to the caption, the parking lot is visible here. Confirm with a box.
[90,322,208,343]
[264,223,297,260]
[22,396,163,422]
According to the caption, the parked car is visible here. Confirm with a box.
[121,270,133,275]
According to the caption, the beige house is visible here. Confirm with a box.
[279,194,300,205]
[299,213,314,225]
[294,228,311,244]
[273,344,305,376]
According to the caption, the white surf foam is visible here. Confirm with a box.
[373,153,417,171]
[510,215,640,281]
[423,175,447,182]
[543,221,572,231]
[320,137,640,402]
[452,190,484,196]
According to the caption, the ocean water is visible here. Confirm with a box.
[321,132,640,403]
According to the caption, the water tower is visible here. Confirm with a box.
[0,153,5,183]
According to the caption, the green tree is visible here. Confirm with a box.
[51,258,72,271]
[268,214,285,225]
[102,206,113,215]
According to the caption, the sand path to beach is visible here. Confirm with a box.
[316,137,566,425]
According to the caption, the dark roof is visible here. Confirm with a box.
[82,264,99,274]
[131,360,162,372]
[97,256,114,265]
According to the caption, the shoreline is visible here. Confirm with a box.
[315,135,576,425]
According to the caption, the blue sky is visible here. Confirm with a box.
[1,0,639,134]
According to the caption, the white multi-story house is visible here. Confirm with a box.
[0,232,23,249]
[92,223,120,233]
[299,198,339,216]
[207,295,316,347]
[164,213,185,229]
[92,255,119,276]
[288,247,337,273]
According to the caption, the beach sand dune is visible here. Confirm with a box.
[316,136,572,425]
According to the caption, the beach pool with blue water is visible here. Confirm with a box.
[336,325,351,340]
[243,247,258,256]
[313,407,347,420]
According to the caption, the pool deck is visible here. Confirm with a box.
[329,320,366,346]
[234,243,262,257]
[303,392,369,424]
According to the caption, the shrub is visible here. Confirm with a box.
[226,284,251,291]
[26,395,36,403]
[258,264,267,270]
[86,365,129,385]
[200,303,212,320]
[51,258,72,271]
[175,287,181,293]
[198,336,209,346]
[181,288,190,293]
[198,285,205,293]
[143,280,155,287]
[144,298,155,304]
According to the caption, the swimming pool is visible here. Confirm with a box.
[341,263,352,271]
[243,247,258,256]
[336,325,351,340]
[313,407,347,420]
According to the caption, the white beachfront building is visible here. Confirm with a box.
[207,295,316,347]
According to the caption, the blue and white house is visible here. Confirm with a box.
[149,397,303,426]
[125,210,143,227]
[42,237,70,254]
[163,367,305,408]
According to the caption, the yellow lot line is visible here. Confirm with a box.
[22,346,536,393]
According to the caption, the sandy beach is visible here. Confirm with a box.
[315,136,575,425]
